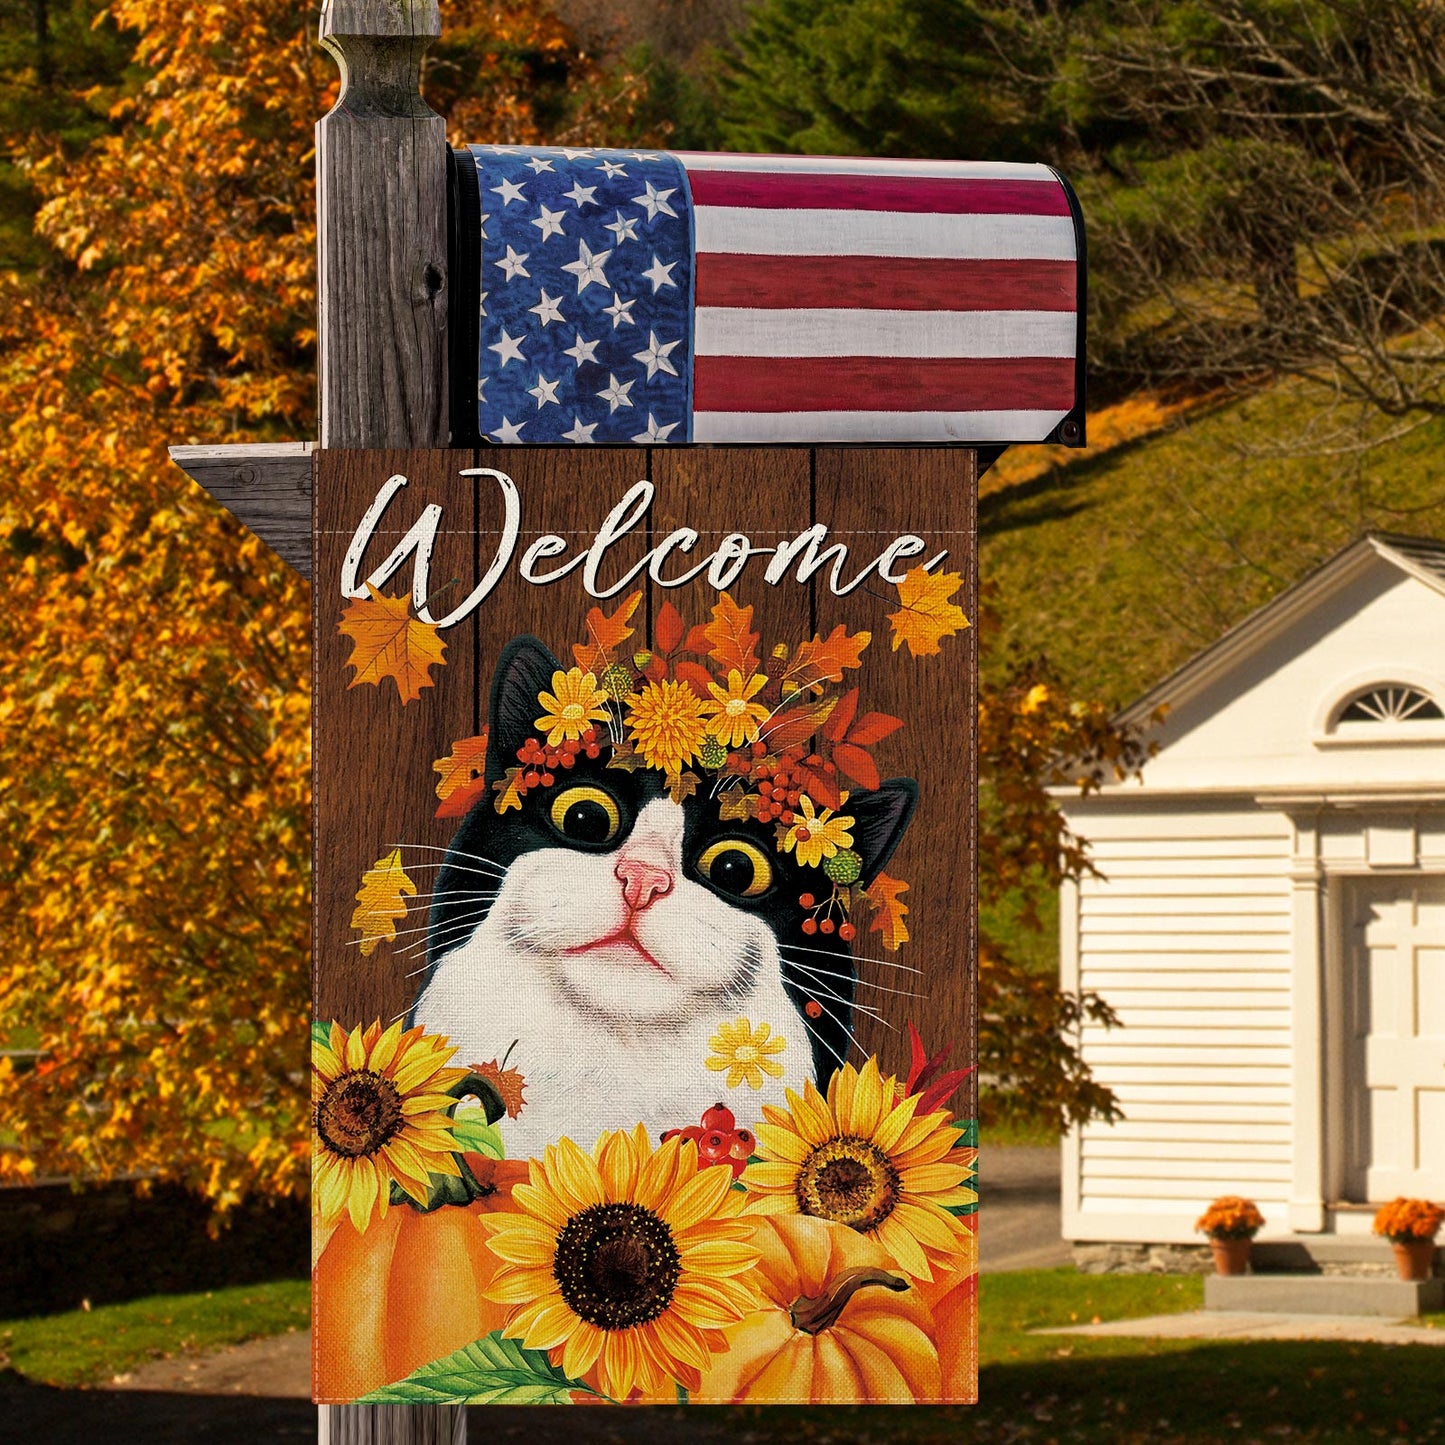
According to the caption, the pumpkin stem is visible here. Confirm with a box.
[790,1266,909,1335]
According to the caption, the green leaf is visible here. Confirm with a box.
[357,1331,591,1405]
[452,1112,505,1160]
[311,1019,335,1052]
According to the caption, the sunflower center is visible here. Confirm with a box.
[314,1069,405,1159]
[553,1201,681,1330]
[796,1136,901,1231]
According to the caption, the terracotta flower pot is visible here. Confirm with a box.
[1209,1236,1252,1275]
[1391,1238,1437,1282]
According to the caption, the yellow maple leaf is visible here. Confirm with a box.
[338,585,447,705]
[350,848,416,957]
[888,567,970,657]
[866,872,911,951]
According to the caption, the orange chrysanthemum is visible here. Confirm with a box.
[484,1127,761,1398]
[625,679,708,778]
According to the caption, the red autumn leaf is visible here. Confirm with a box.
[796,764,843,810]
[644,654,670,683]
[436,776,490,819]
[573,589,643,674]
[684,622,713,655]
[673,660,716,698]
[785,624,870,689]
[703,592,760,678]
[654,600,686,656]
[832,742,881,791]
[824,687,860,742]
[847,711,905,746]
[760,696,837,750]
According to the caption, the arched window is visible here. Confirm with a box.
[1336,684,1443,725]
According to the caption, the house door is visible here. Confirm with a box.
[1343,877,1445,1201]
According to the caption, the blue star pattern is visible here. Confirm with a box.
[470,145,693,445]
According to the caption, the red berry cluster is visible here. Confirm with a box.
[512,727,604,796]
[661,1102,755,1180]
[797,891,857,940]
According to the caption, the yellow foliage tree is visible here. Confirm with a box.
[0,0,643,1204]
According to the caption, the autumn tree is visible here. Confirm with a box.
[0,0,640,1204]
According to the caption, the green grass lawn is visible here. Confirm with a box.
[5,1269,1441,1441]
[0,1279,309,1387]
[983,385,1445,709]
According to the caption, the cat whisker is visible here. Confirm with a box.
[783,968,892,1029]
[392,887,499,906]
[402,861,510,886]
[777,949,921,1000]
[349,903,498,949]
[777,940,922,975]
[393,844,509,875]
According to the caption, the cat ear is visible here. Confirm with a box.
[487,636,564,784]
[847,778,917,884]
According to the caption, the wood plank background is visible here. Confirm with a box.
[314,447,976,1120]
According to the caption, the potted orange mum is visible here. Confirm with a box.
[1372,1198,1443,1281]
[1196,1196,1265,1275]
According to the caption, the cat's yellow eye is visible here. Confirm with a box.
[549,786,621,846]
[697,839,773,898]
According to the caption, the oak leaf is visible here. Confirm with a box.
[492,767,526,814]
[785,624,871,689]
[703,593,760,677]
[866,872,911,951]
[350,849,417,956]
[888,567,970,657]
[339,585,447,705]
[574,590,643,674]
[434,731,490,819]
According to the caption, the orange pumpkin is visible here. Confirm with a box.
[312,1157,526,1402]
[916,1215,978,1399]
[696,1214,941,1404]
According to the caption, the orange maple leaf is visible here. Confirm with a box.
[702,592,760,677]
[474,1058,528,1119]
[574,589,643,674]
[866,872,911,951]
[888,567,970,657]
[785,624,871,690]
[338,585,447,705]
[350,848,416,957]
[433,731,490,819]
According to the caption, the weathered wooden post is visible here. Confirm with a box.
[174,0,1084,1434]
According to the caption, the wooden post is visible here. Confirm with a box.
[315,5,461,1440]
[317,0,449,450]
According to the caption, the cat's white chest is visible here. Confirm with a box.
[413,909,806,1156]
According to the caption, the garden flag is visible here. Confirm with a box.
[312,446,980,1406]
[460,145,1084,446]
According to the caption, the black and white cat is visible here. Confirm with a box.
[411,637,917,1156]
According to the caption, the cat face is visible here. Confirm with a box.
[418,637,917,1082]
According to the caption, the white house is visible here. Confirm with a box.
[1059,534,1445,1257]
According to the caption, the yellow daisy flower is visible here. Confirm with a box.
[699,669,770,749]
[741,1056,976,1283]
[312,1020,467,1233]
[625,678,708,777]
[483,1126,761,1399]
[706,1017,787,1090]
[781,793,854,869]
[536,667,611,746]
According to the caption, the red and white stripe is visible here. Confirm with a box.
[676,154,1080,444]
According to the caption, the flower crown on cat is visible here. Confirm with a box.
[430,590,916,950]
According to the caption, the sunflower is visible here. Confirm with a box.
[781,794,854,869]
[625,679,708,778]
[706,1017,787,1090]
[700,669,770,749]
[536,667,611,746]
[483,1127,761,1398]
[312,1020,467,1232]
[741,1057,976,1282]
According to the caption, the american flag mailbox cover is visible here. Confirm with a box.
[312,445,980,1406]
[449,144,1084,447]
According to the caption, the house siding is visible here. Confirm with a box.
[1064,811,1294,1241]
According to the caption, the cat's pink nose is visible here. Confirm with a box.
[615,856,672,911]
